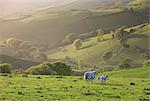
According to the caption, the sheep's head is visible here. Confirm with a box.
[92,71,97,75]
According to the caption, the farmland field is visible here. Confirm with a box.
[0,67,149,101]
[0,0,150,101]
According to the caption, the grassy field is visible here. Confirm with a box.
[0,67,149,101]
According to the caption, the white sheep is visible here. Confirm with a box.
[97,75,109,83]
[84,71,97,81]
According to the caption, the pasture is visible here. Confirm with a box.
[0,67,149,101]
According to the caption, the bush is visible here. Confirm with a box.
[143,60,150,67]
[51,62,73,76]
[26,62,56,75]
[27,62,73,75]
[0,63,12,73]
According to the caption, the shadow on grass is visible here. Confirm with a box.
[80,44,95,49]
[96,83,123,86]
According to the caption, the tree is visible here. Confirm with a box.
[102,51,113,62]
[73,39,82,50]
[5,38,23,49]
[129,29,136,33]
[114,26,130,48]
[52,62,73,76]
[63,33,78,44]
[0,63,12,73]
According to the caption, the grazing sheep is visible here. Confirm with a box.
[97,75,109,83]
[84,71,97,81]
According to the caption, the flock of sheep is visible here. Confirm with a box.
[84,71,109,83]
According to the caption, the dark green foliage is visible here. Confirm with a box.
[143,60,150,67]
[52,62,72,76]
[114,26,130,48]
[118,59,133,69]
[27,62,73,75]
[0,63,11,73]
[102,51,113,62]
[129,29,136,33]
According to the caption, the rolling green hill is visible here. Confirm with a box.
[0,54,40,70]
[0,3,149,44]
[47,24,150,70]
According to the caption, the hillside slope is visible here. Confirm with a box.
[0,4,149,44]
[0,54,40,70]
[48,24,150,70]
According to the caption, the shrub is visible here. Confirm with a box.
[52,62,73,76]
[27,62,73,75]
[143,60,150,67]
[0,63,12,73]
[26,62,56,75]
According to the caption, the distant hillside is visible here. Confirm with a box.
[0,44,15,56]
[0,54,40,70]
[47,24,150,70]
[0,0,131,17]
[0,3,149,44]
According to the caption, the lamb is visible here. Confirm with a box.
[84,71,97,81]
[97,75,109,83]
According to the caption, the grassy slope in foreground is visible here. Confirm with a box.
[101,67,150,78]
[0,67,149,101]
